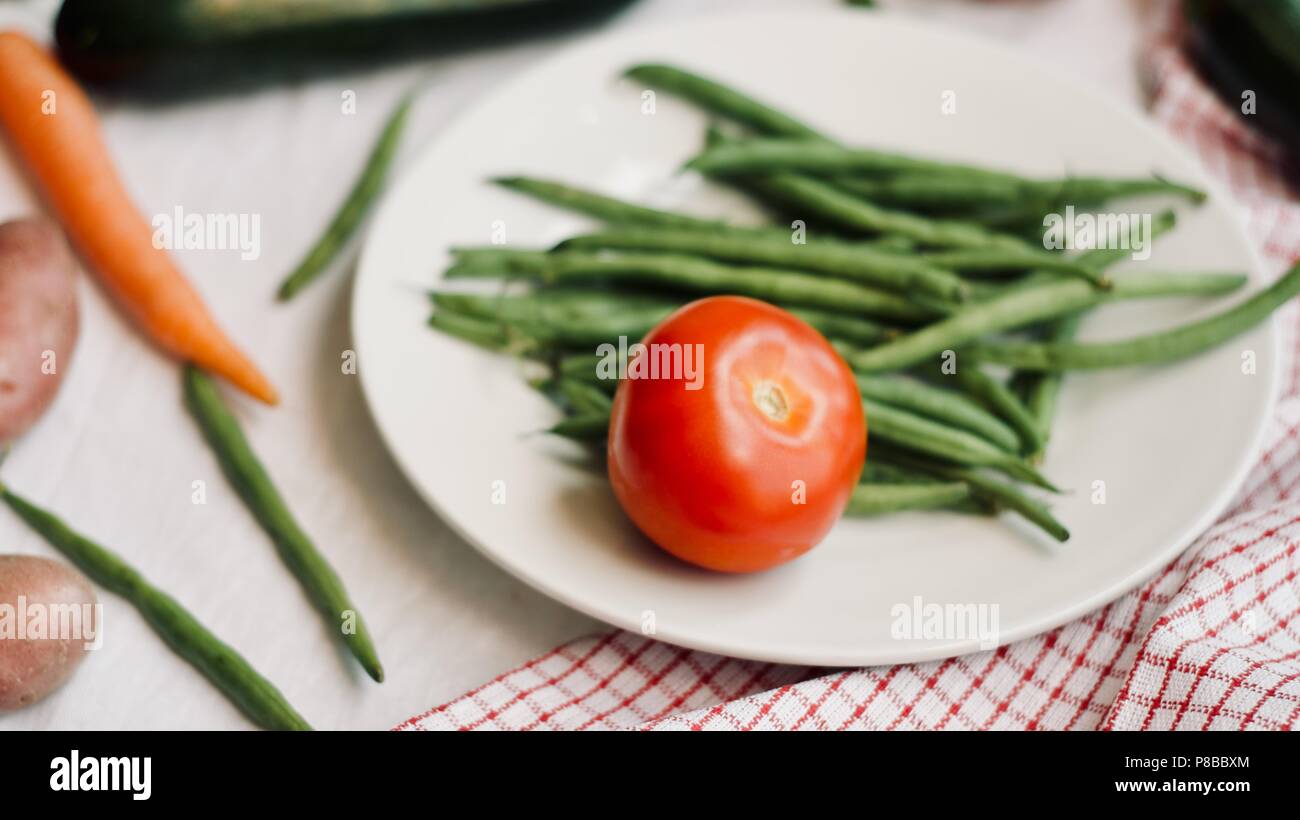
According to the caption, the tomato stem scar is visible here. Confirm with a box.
[752,380,790,422]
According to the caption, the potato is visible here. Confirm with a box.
[0,555,97,711]
[0,218,79,444]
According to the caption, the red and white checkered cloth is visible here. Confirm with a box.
[397,1,1300,731]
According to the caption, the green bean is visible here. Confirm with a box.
[624,64,827,140]
[540,392,1051,492]
[556,227,970,301]
[689,139,1013,180]
[1012,312,1083,457]
[835,174,1033,210]
[963,199,1065,231]
[432,288,677,323]
[443,248,557,277]
[446,250,942,322]
[1014,177,1207,219]
[969,262,1300,370]
[844,482,971,516]
[862,398,1057,491]
[691,140,1205,201]
[860,464,992,515]
[558,378,613,416]
[982,200,1180,248]
[733,175,1177,290]
[918,248,1109,286]
[871,235,919,253]
[435,287,902,348]
[981,212,1197,297]
[847,266,1246,372]
[997,210,1178,449]
[951,470,1068,541]
[1074,270,1245,298]
[0,483,312,730]
[743,173,1055,255]
[428,311,520,351]
[871,449,1069,542]
[968,190,1195,235]
[848,279,1099,372]
[557,352,616,388]
[493,176,731,230]
[965,279,1024,300]
[431,290,672,346]
[549,414,611,441]
[1048,175,1206,205]
[855,374,1021,453]
[695,126,1018,259]
[438,247,557,275]
[1049,209,1178,270]
[998,212,1180,452]
[183,367,383,683]
[860,460,943,484]
[530,375,563,403]
[791,307,901,346]
[951,366,1046,456]
[277,93,412,301]
[533,378,617,425]
[490,177,878,244]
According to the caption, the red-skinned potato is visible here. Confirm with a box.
[0,217,80,444]
[0,555,97,711]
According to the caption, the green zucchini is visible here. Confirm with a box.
[55,0,639,89]
[1184,0,1300,161]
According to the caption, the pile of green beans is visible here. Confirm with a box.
[421,61,1295,545]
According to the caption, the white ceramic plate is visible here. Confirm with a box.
[352,10,1276,665]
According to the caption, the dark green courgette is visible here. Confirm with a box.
[55,0,639,92]
[1184,0,1300,165]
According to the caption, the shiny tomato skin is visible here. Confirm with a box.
[606,296,866,573]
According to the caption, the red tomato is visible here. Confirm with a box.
[606,296,866,573]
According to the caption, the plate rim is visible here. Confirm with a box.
[351,7,1279,666]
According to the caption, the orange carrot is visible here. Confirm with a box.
[0,32,278,405]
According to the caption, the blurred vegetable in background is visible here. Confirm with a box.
[54,0,641,95]
[1184,0,1300,170]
